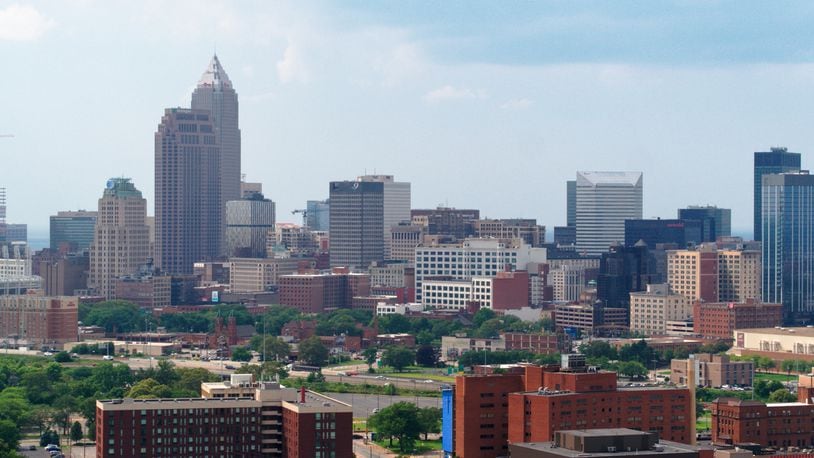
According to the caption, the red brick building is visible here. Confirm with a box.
[693,299,783,339]
[281,320,317,342]
[502,332,560,354]
[711,375,814,448]
[491,270,530,310]
[279,268,370,313]
[0,294,78,345]
[711,398,814,448]
[454,364,693,458]
[96,376,352,458]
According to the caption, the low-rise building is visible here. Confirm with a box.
[731,326,814,361]
[694,300,782,339]
[447,361,694,458]
[629,284,692,336]
[0,293,78,345]
[509,428,712,458]
[711,395,814,448]
[96,375,352,458]
[279,268,370,313]
[228,257,312,293]
[114,273,171,308]
[670,353,753,388]
[422,271,530,311]
[554,303,628,336]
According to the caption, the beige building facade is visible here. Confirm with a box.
[88,178,150,299]
[629,283,692,336]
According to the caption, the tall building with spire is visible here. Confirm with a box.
[154,108,221,275]
[89,178,150,299]
[191,55,241,254]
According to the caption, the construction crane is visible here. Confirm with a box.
[292,209,308,227]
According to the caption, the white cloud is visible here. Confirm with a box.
[423,85,487,103]
[501,98,533,110]
[277,43,310,83]
[0,4,55,41]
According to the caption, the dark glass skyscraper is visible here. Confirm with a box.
[329,181,384,269]
[50,210,97,253]
[155,108,221,275]
[624,218,703,248]
[677,205,731,242]
[191,55,240,254]
[762,172,814,323]
[754,147,800,241]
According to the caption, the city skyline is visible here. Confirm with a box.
[5,2,814,238]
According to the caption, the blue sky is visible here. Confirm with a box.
[2,1,814,238]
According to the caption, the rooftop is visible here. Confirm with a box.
[576,171,643,187]
[197,54,232,89]
[736,326,814,337]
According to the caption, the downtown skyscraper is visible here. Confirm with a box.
[329,180,384,269]
[761,172,814,324]
[575,171,643,256]
[754,147,800,241]
[154,108,221,275]
[88,178,150,299]
[191,54,241,253]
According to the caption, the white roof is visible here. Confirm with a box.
[197,54,232,89]
[577,171,643,186]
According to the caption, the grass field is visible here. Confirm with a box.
[696,412,712,432]
[754,372,797,382]
[383,372,456,383]
[374,438,442,454]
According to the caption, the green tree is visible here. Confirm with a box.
[579,341,618,360]
[298,337,329,366]
[472,308,496,328]
[250,335,290,361]
[54,351,72,363]
[70,421,83,443]
[362,347,378,370]
[417,407,441,440]
[473,318,502,338]
[231,347,252,362]
[39,429,59,447]
[415,345,438,368]
[368,402,422,453]
[127,378,172,399]
[416,330,434,346]
[381,346,415,372]
[618,361,648,378]
[0,419,20,451]
[378,314,411,334]
[154,359,179,386]
[80,300,142,332]
[768,388,797,402]
[174,368,220,396]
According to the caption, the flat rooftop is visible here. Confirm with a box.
[737,327,814,337]
[513,442,700,457]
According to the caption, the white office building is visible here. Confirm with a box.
[357,175,411,260]
[575,171,643,256]
[414,238,546,302]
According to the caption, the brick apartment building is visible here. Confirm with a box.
[0,294,78,345]
[711,374,814,448]
[670,354,753,388]
[279,267,370,313]
[447,359,693,458]
[96,374,352,458]
[693,300,783,339]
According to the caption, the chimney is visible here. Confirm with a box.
[300,386,306,403]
